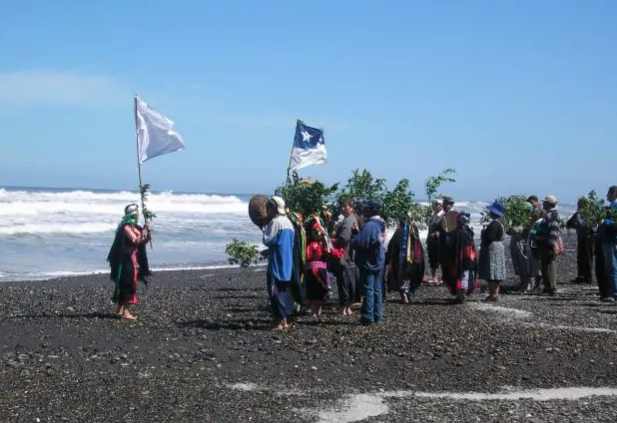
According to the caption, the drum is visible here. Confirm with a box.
[440,210,459,234]
[248,194,270,228]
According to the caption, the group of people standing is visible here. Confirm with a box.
[566,186,617,302]
[506,195,563,296]
[105,186,617,327]
[260,196,387,329]
[258,194,511,329]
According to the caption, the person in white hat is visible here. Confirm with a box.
[533,195,561,295]
[262,196,296,331]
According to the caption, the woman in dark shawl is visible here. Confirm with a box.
[107,204,151,320]
[440,212,478,304]
[386,216,425,304]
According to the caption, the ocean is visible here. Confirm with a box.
[0,186,575,282]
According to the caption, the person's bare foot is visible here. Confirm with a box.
[121,311,137,321]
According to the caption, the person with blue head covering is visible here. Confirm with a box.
[479,200,507,301]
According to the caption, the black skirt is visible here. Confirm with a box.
[306,268,329,301]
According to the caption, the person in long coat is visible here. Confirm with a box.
[386,215,425,304]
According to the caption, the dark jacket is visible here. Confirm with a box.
[107,223,151,283]
[567,212,592,240]
[351,216,386,272]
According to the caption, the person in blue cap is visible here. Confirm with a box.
[351,200,387,325]
[479,200,507,301]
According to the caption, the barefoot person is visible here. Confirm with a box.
[332,198,358,316]
[107,204,151,320]
[305,223,330,322]
[262,196,295,331]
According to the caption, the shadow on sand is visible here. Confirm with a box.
[178,318,273,331]
[12,312,119,320]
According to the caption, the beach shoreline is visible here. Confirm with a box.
[2,237,617,422]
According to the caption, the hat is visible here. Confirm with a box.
[366,200,382,210]
[442,196,454,205]
[434,199,443,205]
[543,195,558,205]
[124,203,139,216]
[270,196,286,215]
[486,200,505,218]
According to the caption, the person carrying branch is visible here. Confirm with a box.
[107,204,152,321]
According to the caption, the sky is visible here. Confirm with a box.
[0,0,615,203]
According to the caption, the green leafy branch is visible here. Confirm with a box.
[225,239,263,268]
[274,168,458,230]
[275,171,339,219]
[140,183,157,221]
[579,190,607,228]
[425,168,456,203]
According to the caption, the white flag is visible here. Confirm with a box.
[135,96,185,164]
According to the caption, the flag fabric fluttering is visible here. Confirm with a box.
[289,120,327,172]
[135,96,185,164]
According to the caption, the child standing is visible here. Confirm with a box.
[305,223,330,322]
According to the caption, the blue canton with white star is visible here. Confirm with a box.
[293,122,324,149]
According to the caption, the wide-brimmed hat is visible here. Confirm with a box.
[270,196,286,215]
[486,200,505,218]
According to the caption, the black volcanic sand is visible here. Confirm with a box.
[2,237,617,422]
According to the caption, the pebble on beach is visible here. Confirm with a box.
[1,237,617,422]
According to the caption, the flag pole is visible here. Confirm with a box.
[285,119,302,186]
[134,96,145,215]
[134,95,153,248]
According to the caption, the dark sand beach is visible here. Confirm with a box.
[2,237,617,422]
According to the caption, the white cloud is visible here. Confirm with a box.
[0,70,129,108]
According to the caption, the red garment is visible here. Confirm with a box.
[306,241,325,262]
[128,249,138,305]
